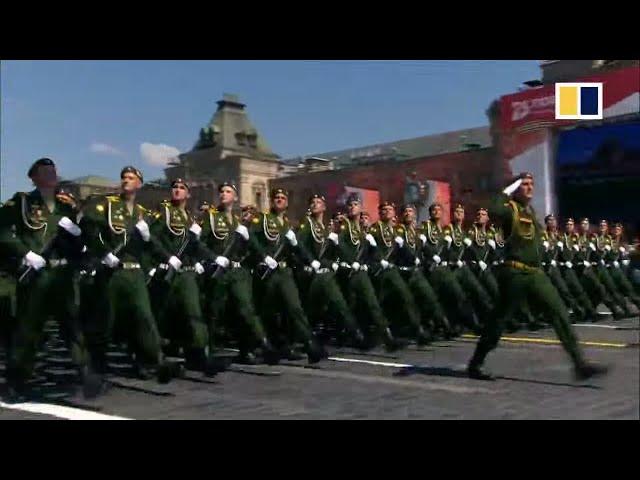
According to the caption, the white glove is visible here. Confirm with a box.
[604,245,612,252]
[102,252,120,269]
[285,229,298,247]
[189,222,202,238]
[479,260,487,271]
[463,238,472,247]
[168,256,182,271]
[488,239,496,250]
[415,257,421,266]
[136,220,150,242]
[148,268,156,277]
[573,244,580,252]
[557,241,564,251]
[58,217,81,237]
[550,260,557,267]
[215,256,230,269]
[380,259,390,270]
[456,260,464,268]
[622,259,630,266]
[589,242,596,252]
[583,261,591,268]
[503,178,523,196]
[432,255,441,264]
[331,262,339,272]
[444,235,452,246]
[352,262,361,272]
[24,250,47,271]
[619,246,626,253]
[565,261,573,269]
[365,234,377,247]
[419,234,427,244]
[311,260,321,271]
[195,262,205,275]
[613,261,620,269]
[600,259,605,266]
[327,232,339,245]
[264,256,278,270]
[234,224,249,241]
[394,236,404,248]
[542,241,550,250]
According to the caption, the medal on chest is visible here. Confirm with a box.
[21,194,48,232]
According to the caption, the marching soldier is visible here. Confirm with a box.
[247,188,326,363]
[610,223,637,290]
[444,204,492,330]
[79,166,177,396]
[334,194,404,350]
[559,218,599,322]
[146,179,216,374]
[420,203,478,335]
[575,218,626,319]
[199,182,280,365]
[597,220,640,312]
[241,204,258,225]
[0,158,87,399]
[369,201,431,344]
[396,204,452,338]
[296,194,366,348]
[466,208,500,303]
[360,211,371,230]
[541,214,586,323]
[467,173,608,381]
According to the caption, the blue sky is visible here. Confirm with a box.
[1,60,540,200]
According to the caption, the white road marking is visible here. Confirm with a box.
[0,401,131,420]
[328,356,413,368]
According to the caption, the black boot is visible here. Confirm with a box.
[574,362,609,380]
[5,369,29,403]
[260,338,281,365]
[467,364,495,381]
[236,350,258,365]
[305,338,328,364]
[351,328,368,350]
[415,326,432,346]
[382,327,406,352]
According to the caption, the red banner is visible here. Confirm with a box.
[499,66,640,133]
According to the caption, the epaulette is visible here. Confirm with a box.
[251,217,260,224]
[106,195,120,202]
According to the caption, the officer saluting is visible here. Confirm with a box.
[467,173,608,381]
[0,158,86,400]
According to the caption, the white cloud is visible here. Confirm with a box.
[140,142,181,167]
[90,142,124,156]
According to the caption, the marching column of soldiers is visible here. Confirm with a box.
[2,159,638,400]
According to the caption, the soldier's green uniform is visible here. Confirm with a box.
[468,174,599,380]
[594,226,638,314]
[0,176,86,389]
[558,223,598,322]
[420,215,476,334]
[541,224,586,322]
[369,208,429,343]
[466,222,500,304]
[0,222,17,354]
[334,213,401,350]
[79,171,172,383]
[296,208,364,347]
[608,229,640,308]
[394,217,450,336]
[147,198,209,367]
[247,189,325,363]
[444,218,493,329]
[200,200,277,364]
[574,226,626,319]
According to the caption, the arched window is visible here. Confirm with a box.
[252,181,266,210]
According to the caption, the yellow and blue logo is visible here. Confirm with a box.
[555,82,603,120]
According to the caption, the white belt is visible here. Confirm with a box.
[440,261,448,267]
[398,266,413,271]
[304,266,331,274]
[121,262,141,270]
[48,258,68,268]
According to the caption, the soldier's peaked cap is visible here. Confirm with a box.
[218,181,237,193]
[429,202,443,212]
[565,217,575,223]
[346,193,361,204]
[476,207,488,214]
[378,201,395,210]
[120,166,143,183]
[308,193,326,204]
[171,178,190,190]
[545,214,556,222]
[613,222,623,228]
[28,157,56,178]
[401,203,417,212]
[271,188,289,199]
[599,219,608,224]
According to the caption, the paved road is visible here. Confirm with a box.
[1,317,638,420]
